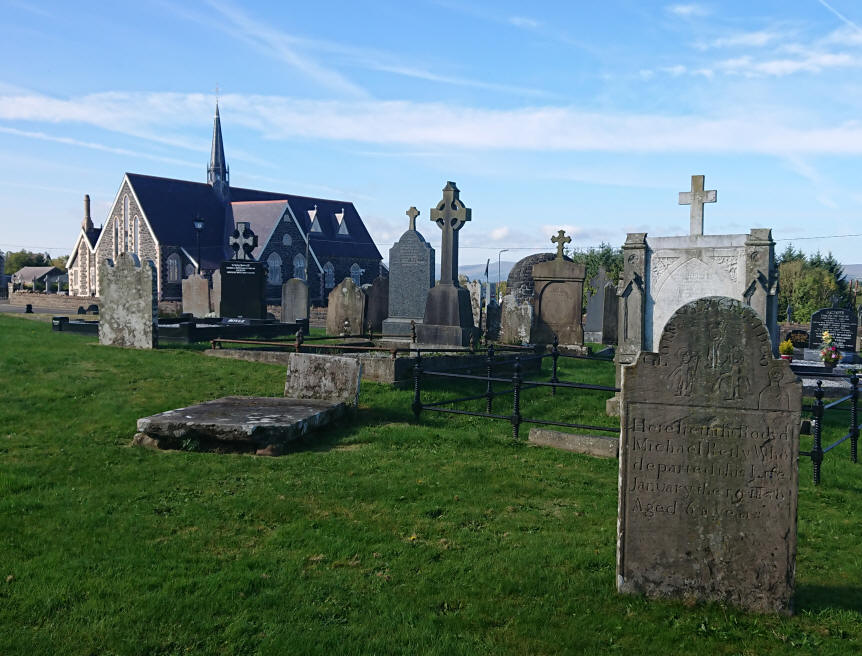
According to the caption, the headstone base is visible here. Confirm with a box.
[382,317,422,336]
[415,324,474,348]
[418,284,474,347]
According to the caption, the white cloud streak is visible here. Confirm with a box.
[816,0,862,35]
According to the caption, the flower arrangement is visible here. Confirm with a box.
[779,338,795,356]
[820,330,841,367]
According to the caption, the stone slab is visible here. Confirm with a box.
[618,297,801,614]
[284,352,362,405]
[134,396,344,455]
[528,428,619,458]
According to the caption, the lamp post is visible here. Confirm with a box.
[192,216,205,275]
[497,248,509,302]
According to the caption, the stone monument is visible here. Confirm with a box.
[219,222,266,319]
[584,268,619,344]
[364,276,389,332]
[98,253,158,349]
[181,274,211,317]
[326,277,366,336]
[382,207,435,337]
[281,278,309,324]
[617,297,801,614]
[531,230,586,345]
[610,175,779,414]
[416,182,475,347]
[809,306,857,351]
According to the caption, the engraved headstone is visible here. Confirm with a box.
[531,230,586,345]
[98,253,158,349]
[181,274,211,317]
[219,261,266,319]
[382,207,435,337]
[326,277,366,336]
[809,307,857,351]
[500,294,532,345]
[618,297,801,614]
[364,276,389,332]
[416,182,475,347]
[281,278,309,324]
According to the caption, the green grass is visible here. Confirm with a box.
[1,314,860,655]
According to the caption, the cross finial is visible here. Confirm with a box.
[550,229,571,260]
[406,206,420,231]
[679,174,717,236]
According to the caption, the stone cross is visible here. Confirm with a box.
[678,174,717,236]
[551,229,571,260]
[229,221,258,261]
[430,181,471,285]
[406,206,420,231]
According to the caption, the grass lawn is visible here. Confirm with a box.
[1,313,860,655]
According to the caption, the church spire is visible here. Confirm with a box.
[207,102,230,203]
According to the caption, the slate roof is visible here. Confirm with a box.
[12,266,62,282]
[230,200,289,259]
[84,227,102,249]
[125,173,382,269]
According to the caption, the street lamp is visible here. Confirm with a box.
[497,248,509,302]
[192,215,205,275]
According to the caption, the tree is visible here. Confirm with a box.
[51,255,68,272]
[4,250,52,274]
[570,243,623,306]
[778,250,846,323]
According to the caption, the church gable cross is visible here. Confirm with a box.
[406,206,420,231]
[430,181,472,285]
[551,229,571,260]
[678,174,717,236]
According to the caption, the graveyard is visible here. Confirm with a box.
[1,311,861,655]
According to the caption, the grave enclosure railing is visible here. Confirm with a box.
[799,371,859,486]
[410,337,620,440]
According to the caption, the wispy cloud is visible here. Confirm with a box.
[816,0,862,34]
[508,16,540,30]
[696,30,783,50]
[666,4,710,18]
[716,50,860,76]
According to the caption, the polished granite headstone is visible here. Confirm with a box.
[383,207,435,337]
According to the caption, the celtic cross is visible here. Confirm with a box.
[229,221,258,261]
[551,229,571,260]
[430,181,471,285]
[406,206,420,231]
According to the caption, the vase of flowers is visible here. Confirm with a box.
[820,330,841,369]
[778,338,794,362]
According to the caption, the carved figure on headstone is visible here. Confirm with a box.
[668,348,698,397]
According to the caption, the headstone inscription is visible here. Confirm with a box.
[416,182,475,347]
[326,277,366,336]
[98,253,158,349]
[281,278,309,324]
[181,274,211,317]
[617,297,801,614]
[219,222,266,319]
[809,307,857,351]
[530,230,586,345]
[382,207,435,337]
[364,276,389,332]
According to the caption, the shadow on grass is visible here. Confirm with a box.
[795,584,862,613]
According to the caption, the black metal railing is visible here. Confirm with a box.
[800,371,859,485]
[411,336,619,440]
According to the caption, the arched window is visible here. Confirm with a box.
[293,254,306,281]
[167,253,181,283]
[350,263,362,286]
[323,262,335,288]
[282,233,292,247]
[184,263,195,278]
[123,195,129,252]
[267,252,283,285]
[133,217,139,253]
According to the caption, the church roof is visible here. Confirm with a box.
[84,226,102,249]
[12,266,62,282]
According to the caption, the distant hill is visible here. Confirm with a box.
[843,264,862,281]
[459,261,515,283]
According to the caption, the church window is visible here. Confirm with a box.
[350,263,362,286]
[282,233,292,247]
[123,195,129,252]
[267,252,283,285]
[323,262,335,288]
[293,254,306,281]
[133,217,139,253]
[167,253,181,283]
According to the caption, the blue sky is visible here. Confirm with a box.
[2,0,862,267]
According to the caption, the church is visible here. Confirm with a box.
[67,105,383,305]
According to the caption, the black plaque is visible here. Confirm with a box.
[809,307,857,351]
[783,329,809,348]
[219,261,267,319]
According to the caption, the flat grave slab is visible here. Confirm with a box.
[134,396,346,455]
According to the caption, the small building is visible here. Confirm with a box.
[67,104,383,305]
[11,266,66,293]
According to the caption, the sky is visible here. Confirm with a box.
[2,0,862,269]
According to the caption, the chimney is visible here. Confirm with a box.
[83,194,94,232]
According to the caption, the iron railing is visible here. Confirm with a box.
[800,371,859,485]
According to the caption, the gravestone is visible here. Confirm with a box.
[326,277,366,336]
[618,297,801,614]
[181,274,211,317]
[585,268,619,344]
[98,253,158,349]
[383,207,435,337]
[507,253,557,304]
[284,353,362,406]
[784,329,809,349]
[531,230,586,345]
[467,280,483,328]
[809,307,857,351]
[281,278,309,323]
[500,294,532,344]
[219,261,266,319]
[485,298,501,340]
[364,276,389,332]
[211,270,221,315]
[416,182,475,347]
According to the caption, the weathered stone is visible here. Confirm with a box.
[326,277,366,336]
[467,280,482,327]
[98,253,158,349]
[211,270,221,315]
[500,294,532,344]
[617,297,801,614]
[528,428,618,458]
[383,207,435,337]
[531,231,585,345]
[584,267,610,341]
[809,307,857,351]
[219,260,266,319]
[284,353,362,405]
[507,253,558,304]
[364,276,389,332]
[281,278,309,323]
[181,274,211,317]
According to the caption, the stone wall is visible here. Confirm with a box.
[9,291,97,311]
